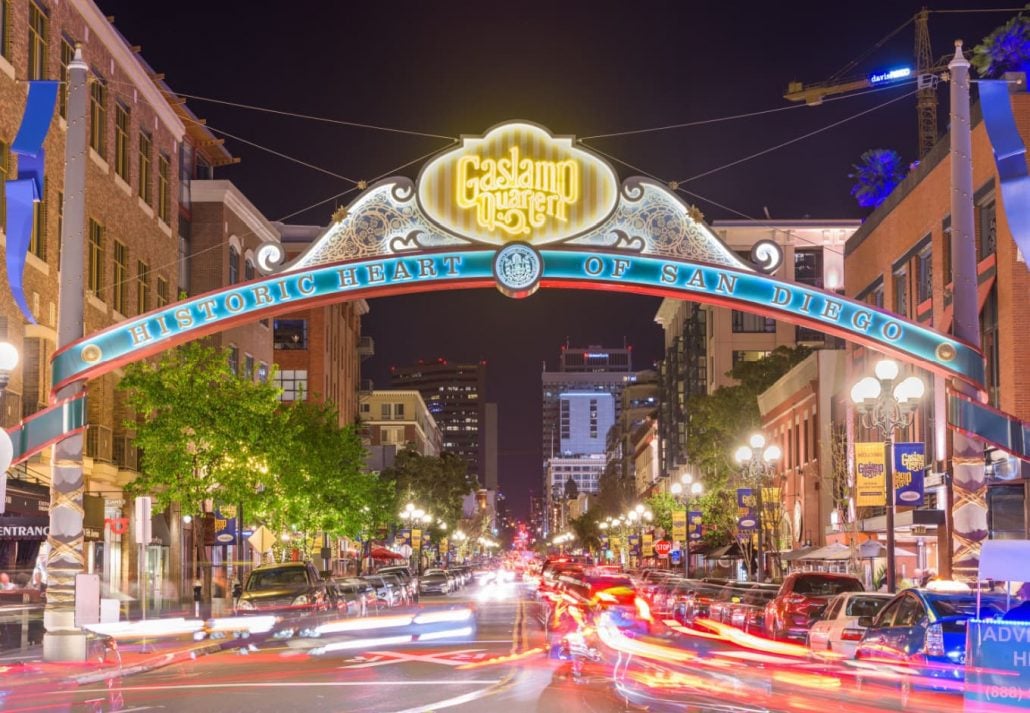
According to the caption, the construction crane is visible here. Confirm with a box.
[784,9,945,158]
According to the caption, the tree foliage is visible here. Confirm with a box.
[972,6,1030,77]
[848,148,904,209]
[119,342,285,517]
[568,509,602,552]
[380,450,477,526]
[645,492,678,535]
[685,346,812,548]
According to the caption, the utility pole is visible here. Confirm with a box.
[915,8,939,158]
[44,47,89,661]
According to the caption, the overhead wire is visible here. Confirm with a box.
[578,81,916,141]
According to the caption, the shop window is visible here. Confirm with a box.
[732,310,775,333]
[273,319,307,349]
[988,484,1026,540]
[916,244,932,303]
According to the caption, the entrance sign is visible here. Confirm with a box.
[893,442,926,506]
[5,121,992,467]
[855,442,886,507]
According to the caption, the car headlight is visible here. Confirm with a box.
[292,594,309,606]
[237,599,255,610]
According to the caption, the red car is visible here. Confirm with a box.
[763,572,863,641]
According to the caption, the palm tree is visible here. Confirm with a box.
[972,7,1030,78]
[849,149,904,209]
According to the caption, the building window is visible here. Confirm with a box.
[228,345,239,375]
[892,267,908,317]
[0,0,10,62]
[732,350,771,368]
[257,362,269,383]
[942,215,952,286]
[978,196,997,260]
[138,132,152,204]
[981,285,1000,408]
[916,244,932,304]
[136,261,150,315]
[274,370,306,400]
[731,310,775,333]
[228,245,239,283]
[988,484,1026,540]
[244,258,255,281]
[58,36,73,117]
[157,153,170,223]
[794,249,823,287]
[114,104,130,181]
[87,219,104,297]
[394,403,405,418]
[27,1,47,81]
[0,141,7,227]
[273,319,307,349]
[156,276,168,308]
[112,241,128,314]
[89,76,107,157]
[29,178,46,260]
[244,354,254,380]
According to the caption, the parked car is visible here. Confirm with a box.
[677,581,731,623]
[807,592,893,657]
[764,572,864,641]
[237,562,331,615]
[419,570,451,595]
[733,585,779,634]
[334,578,377,616]
[378,572,412,605]
[709,583,771,624]
[855,587,1008,683]
[361,575,400,607]
[377,566,416,601]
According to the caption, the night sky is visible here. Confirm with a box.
[98,1,1007,518]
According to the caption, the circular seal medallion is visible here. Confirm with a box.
[493,243,542,299]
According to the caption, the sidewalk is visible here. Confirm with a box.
[0,636,226,689]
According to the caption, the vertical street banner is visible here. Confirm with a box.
[893,442,926,507]
[855,441,887,507]
[213,506,237,545]
[628,534,641,556]
[737,488,756,530]
[600,534,609,551]
[672,510,687,543]
[440,537,449,556]
[643,532,654,557]
[688,511,703,541]
[411,528,422,550]
[398,528,412,547]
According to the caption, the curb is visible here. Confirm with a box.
[69,641,225,685]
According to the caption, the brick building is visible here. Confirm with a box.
[0,0,232,606]
[844,86,1030,546]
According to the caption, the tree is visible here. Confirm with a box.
[645,492,678,535]
[972,6,1030,78]
[381,450,477,526]
[849,149,904,209]
[118,342,285,517]
[568,510,601,553]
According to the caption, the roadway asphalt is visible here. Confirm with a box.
[0,583,633,713]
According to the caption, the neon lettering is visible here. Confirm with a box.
[197,299,218,321]
[716,273,737,294]
[225,293,245,313]
[417,259,437,278]
[393,261,412,280]
[442,256,462,275]
[337,267,358,287]
[799,293,814,313]
[882,321,902,340]
[661,264,678,284]
[368,264,385,283]
[174,308,193,328]
[685,270,705,288]
[772,286,791,305]
[129,323,151,346]
[584,257,603,275]
[252,285,274,305]
[822,299,842,321]
[611,258,630,278]
[455,146,579,236]
[852,310,872,330]
[298,275,315,295]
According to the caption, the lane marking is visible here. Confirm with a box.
[337,648,488,669]
[387,670,517,713]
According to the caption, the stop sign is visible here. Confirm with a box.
[654,540,672,556]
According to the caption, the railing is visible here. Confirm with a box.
[358,335,375,359]
[86,424,113,462]
[113,433,139,471]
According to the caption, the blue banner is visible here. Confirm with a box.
[213,506,237,545]
[737,489,756,531]
[981,79,1030,269]
[5,81,58,324]
[893,442,926,507]
[965,619,1030,711]
[398,528,411,547]
[628,534,641,556]
[688,510,703,541]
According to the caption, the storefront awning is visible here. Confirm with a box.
[780,546,817,561]
[799,543,852,561]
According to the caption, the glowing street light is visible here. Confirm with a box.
[734,433,781,581]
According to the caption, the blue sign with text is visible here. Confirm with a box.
[965,620,1030,711]
[893,442,926,507]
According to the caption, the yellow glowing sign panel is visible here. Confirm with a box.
[418,122,618,246]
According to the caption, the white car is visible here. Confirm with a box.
[807,591,893,658]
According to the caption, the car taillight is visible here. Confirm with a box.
[841,628,864,641]
[925,623,945,657]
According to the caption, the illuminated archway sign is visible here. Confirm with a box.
[14,122,986,463]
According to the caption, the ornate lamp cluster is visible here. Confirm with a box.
[733,433,782,581]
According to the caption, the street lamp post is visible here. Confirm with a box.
[850,358,925,594]
[399,503,432,576]
[670,475,703,578]
[734,434,782,582]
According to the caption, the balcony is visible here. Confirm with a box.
[358,336,375,360]
[86,425,113,463]
[113,434,139,471]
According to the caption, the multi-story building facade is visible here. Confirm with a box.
[0,0,232,607]
[654,220,859,481]
[545,454,606,533]
[844,87,1030,550]
[359,390,442,461]
[604,370,659,498]
[272,223,370,425]
[389,360,486,483]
